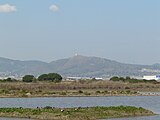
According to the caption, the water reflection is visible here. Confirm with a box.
[107,115,160,120]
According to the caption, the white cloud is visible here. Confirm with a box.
[49,4,59,12]
[0,4,17,13]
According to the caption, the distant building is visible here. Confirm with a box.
[94,77,103,80]
[66,77,91,80]
[66,77,103,81]
[143,75,160,80]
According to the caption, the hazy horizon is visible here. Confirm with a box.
[0,0,159,65]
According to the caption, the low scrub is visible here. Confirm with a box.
[110,76,158,84]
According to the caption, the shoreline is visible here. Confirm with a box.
[0,93,160,98]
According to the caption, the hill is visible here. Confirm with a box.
[0,55,160,77]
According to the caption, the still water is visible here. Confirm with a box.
[0,96,160,120]
[107,115,160,120]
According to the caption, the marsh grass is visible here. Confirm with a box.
[0,80,160,97]
[0,106,154,120]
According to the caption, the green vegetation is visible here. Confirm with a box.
[0,78,17,82]
[38,73,62,82]
[0,73,62,83]
[21,73,62,83]
[110,76,158,84]
[0,106,154,120]
[22,75,35,82]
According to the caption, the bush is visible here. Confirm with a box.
[0,78,17,82]
[96,91,101,94]
[110,76,119,81]
[78,90,83,93]
[44,106,52,109]
[22,75,35,82]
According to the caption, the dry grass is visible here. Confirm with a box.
[0,80,160,97]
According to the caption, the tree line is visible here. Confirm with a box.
[0,73,62,83]
[22,73,62,82]
[110,76,158,84]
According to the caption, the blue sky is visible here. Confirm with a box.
[0,0,159,64]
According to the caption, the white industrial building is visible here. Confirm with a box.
[143,75,160,80]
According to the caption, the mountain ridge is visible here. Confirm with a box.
[0,55,160,77]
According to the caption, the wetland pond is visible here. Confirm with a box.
[0,96,160,120]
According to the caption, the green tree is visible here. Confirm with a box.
[48,73,62,82]
[110,76,119,81]
[126,76,131,80]
[119,77,125,81]
[22,75,35,82]
[38,73,62,82]
[38,74,48,81]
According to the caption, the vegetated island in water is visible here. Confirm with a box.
[0,106,154,120]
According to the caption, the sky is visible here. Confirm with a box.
[0,0,159,65]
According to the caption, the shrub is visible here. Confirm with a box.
[22,75,35,82]
[96,91,101,94]
[110,76,119,81]
[44,106,52,109]
[78,90,83,93]
[84,92,91,95]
